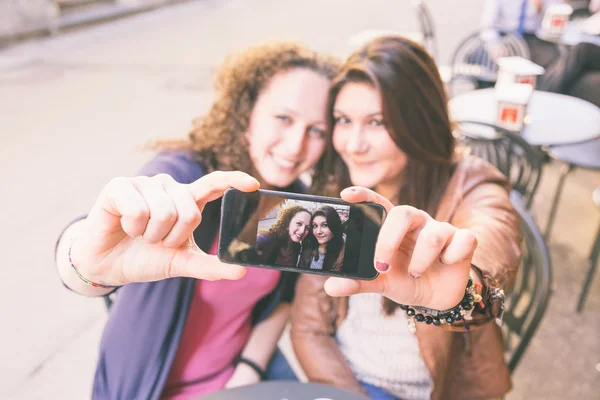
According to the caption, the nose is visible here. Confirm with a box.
[281,124,307,157]
[346,124,367,154]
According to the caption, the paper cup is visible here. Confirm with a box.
[541,4,573,37]
[496,57,545,89]
[495,83,533,131]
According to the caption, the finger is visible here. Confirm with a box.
[171,249,247,281]
[95,177,150,237]
[340,186,394,212]
[188,171,260,205]
[407,221,456,278]
[440,229,478,265]
[324,277,386,297]
[132,177,178,244]
[161,181,203,248]
[373,206,428,273]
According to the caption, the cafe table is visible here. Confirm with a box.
[197,381,370,400]
[448,88,600,146]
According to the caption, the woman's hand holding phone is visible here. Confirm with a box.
[323,187,478,311]
[69,171,259,287]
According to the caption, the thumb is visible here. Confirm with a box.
[324,277,363,297]
[171,248,247,281]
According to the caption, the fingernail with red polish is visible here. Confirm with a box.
[375,261,389,272]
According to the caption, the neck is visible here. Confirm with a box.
[375,180,402,206]
[319,243,327,254]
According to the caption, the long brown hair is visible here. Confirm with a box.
[298,206,345,271]
[315,35,456,314]
[152,42,339,173]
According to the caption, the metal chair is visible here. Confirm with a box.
[412,0,438,61]
[448,30,530,96]
[544,137,600,241]
[504,191,552,372]
[454,121,544,209]
[346,1,438,60]
[577,188,600,312]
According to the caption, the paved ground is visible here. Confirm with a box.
[0,0,599,399]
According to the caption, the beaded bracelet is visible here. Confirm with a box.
[400,276,484,333]
[68,240,118,289]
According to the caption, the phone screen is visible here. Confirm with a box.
[218,189,386,280]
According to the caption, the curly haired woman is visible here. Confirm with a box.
[54,42,339,400]
[256,205,311,267]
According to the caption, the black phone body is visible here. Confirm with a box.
[218,189,386,280]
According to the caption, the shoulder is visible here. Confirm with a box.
[452,155,510,196]
[137,151,206,184]
[256,233,275,247]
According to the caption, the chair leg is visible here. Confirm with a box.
[577,222,600,312]
[544,163,575,241]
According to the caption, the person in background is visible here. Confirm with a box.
[54,41,339,400]
[482,0,600,106]
[292,35,522,400]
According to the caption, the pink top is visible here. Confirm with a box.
[161,239,281,399]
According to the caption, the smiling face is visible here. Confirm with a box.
[246,68,331,189]
[312,215,334,245]
[332,82,407,193]
[288,211,311,243]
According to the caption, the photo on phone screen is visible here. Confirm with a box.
[218,189,386,280]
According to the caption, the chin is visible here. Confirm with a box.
[261,172,295,189]
[348,170,380,189]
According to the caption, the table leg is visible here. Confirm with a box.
[544,163,575,241]
[577,222,600,313]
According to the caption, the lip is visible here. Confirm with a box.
[271,153,300,170]
[349,159,377,167]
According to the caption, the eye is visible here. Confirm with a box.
[276,115,292,124]
[308,126,326,138]
[334,116,350,125]
[369,118,384,127]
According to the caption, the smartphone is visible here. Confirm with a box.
[218,189,386,280]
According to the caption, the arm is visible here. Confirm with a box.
[448,162,522,329]
[55,219,115,297]
[481,0,503,42]
[290,275,367,395]
[226,303,291,388]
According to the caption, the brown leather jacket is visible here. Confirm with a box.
[291,157,523,400]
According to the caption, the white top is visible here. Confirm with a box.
[336,293,432,400]
[308,253,325,270]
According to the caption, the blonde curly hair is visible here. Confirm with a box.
[155,42,340,173]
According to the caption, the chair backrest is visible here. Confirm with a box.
[413,0,438,60]
[450,30,530,83]
[454,120,543,208]
[504,191,552,372]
